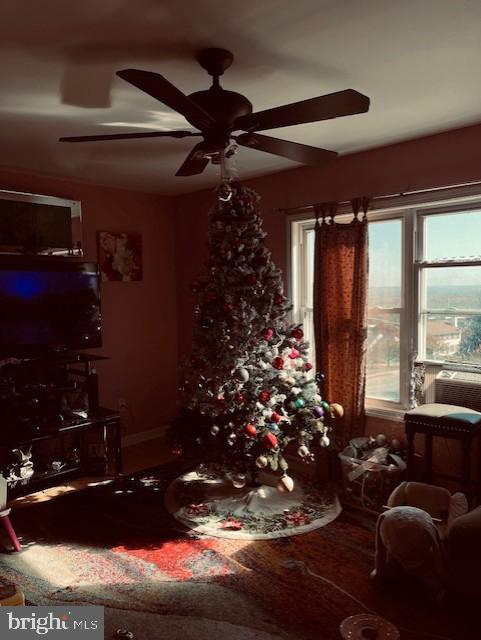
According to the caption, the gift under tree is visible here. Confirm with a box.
[172,181,342,492]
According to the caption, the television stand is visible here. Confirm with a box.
[0,353,122,502]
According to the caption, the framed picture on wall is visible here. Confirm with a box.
[97,231,142,282]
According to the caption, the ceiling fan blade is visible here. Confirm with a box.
[59,130,200,143]
[236,132,337,165]
[117,69,216,131]
[234,89,370,132]
[175,142,210,176]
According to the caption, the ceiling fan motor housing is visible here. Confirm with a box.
[188,87,253,132]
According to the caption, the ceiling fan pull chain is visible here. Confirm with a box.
[218,150,233,202]
[220,148,228,181]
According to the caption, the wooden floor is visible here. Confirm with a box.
[10,437,173,509]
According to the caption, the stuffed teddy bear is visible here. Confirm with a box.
[371,481,468,602]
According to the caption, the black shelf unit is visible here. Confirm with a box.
[0,352,122,500]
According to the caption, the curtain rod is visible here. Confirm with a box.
[276,179,481,216]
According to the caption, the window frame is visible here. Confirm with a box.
[289,191,481,421]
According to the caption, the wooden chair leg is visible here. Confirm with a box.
[406,429,415,480]
[424,433,433,482]
[461,437,473,505]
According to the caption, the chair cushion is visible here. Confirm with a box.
[405,403,481,429]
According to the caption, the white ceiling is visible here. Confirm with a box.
[1,0,481,195]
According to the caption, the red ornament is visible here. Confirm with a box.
[261,328,274,341]
[234,393,245,404]
[259,390,271,403]
[292,328,304,340]
[263,433,278,449]
[223,302,234,313]
[245,274,257,285]
[253,253,268,267]
[274,293,284,305]
[304,362,313,372]
[271,412,281,423]
[288,349,300,359]
[245,423,257,437]
[272,357,284,370]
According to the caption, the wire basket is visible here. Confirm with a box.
[339,438,406,512]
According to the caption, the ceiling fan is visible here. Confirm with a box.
[59,48,370,177]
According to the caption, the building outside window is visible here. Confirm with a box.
[290,195,481,419]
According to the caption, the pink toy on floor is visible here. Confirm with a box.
[0,475,22,552]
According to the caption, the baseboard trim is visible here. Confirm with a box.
[122,424,169,448]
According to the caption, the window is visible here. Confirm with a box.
[366,219,403,404]
[290,195,481,418]
[291,223,316,370]
[417,208,481,365]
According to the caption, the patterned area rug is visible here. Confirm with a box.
[164,471,342,539]
[0,464,475,640]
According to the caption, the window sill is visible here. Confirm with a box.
[365,406,406,423]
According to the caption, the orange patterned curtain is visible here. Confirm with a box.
[313,198,369,447]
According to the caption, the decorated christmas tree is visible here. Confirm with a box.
[172,181,342,491]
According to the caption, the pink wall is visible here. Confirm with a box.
[0,168,179,437]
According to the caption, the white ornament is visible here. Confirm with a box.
[232,473,247,489]
[234,367,249,382]
[320,435,330,448]
[277,475,295,493]
[297,445,310,458]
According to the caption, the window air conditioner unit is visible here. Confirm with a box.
[435,370,481,412]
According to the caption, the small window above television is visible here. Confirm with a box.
[0,189,82,256]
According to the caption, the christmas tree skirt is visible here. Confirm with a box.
[165,471,341,540]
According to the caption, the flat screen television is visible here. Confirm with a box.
[0,259,102,355]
